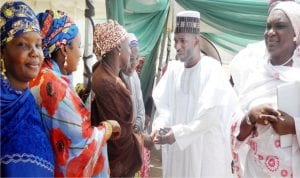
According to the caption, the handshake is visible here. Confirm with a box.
[142,127,176,150]
[102,120,176,150]
[150,128,176,145]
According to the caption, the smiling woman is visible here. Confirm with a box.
[3,32,44,89]
[29,10,121,177]
[230,1,300,178]
[265,8,296,66]
[0,1,54,176]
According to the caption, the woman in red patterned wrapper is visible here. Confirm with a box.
[30,10,120,177]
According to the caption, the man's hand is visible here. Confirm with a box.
[248,104,280,125]
[133,124,140,133]
[152,128,176,145]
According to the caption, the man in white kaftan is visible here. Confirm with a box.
[152,11,238,178]
[230,2,300,177]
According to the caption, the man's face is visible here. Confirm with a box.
[174,33,198,65]
[123,47,138,76]
[120,38,132,72]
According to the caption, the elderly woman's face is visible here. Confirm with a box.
[1,31,44,88]
[120,38,131,71]
[264,9,296,60]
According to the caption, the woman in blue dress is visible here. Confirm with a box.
[0,1,54,176]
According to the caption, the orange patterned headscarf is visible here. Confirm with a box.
[93,20,128,60]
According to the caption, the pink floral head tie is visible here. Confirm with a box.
[93,19,128,60]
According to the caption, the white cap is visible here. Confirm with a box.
[128,33,138,48]
[177,10,200,19]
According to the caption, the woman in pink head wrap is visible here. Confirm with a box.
[231,1,300,178]
[91,20,143,177]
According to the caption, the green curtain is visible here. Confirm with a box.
[104,0,170,103]
[139,38,162,105]
[175,0,270,52]
[125,9,169,56]
[105,0,267,53]
[202,33,259,53]
[105,0,125,25]
[175,0,300,53]
[175,0,269,38]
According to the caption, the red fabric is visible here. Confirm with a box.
[39,71,68,116]
[140,148,151,178]
[66,140,97,177]
[50,128,71,166]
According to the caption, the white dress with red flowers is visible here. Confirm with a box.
[230,43,300,178]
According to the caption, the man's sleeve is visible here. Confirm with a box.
[152,64,174,131]
[172,61,239,150]
[172,106,222,150]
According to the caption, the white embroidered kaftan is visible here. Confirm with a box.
[153,56,238,178]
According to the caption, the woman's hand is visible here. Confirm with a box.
[262,111,296,135]
[143,133,154,150]
[248,105,296,135]
[248,104,281,125]
[237,104,281,141]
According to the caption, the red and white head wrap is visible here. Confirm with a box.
[93,19,128,60]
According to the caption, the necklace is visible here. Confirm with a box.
[269,57,293,66]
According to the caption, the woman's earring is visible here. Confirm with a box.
[0,58,7,79]
[119,52,121,56]
[64,56,68,67]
